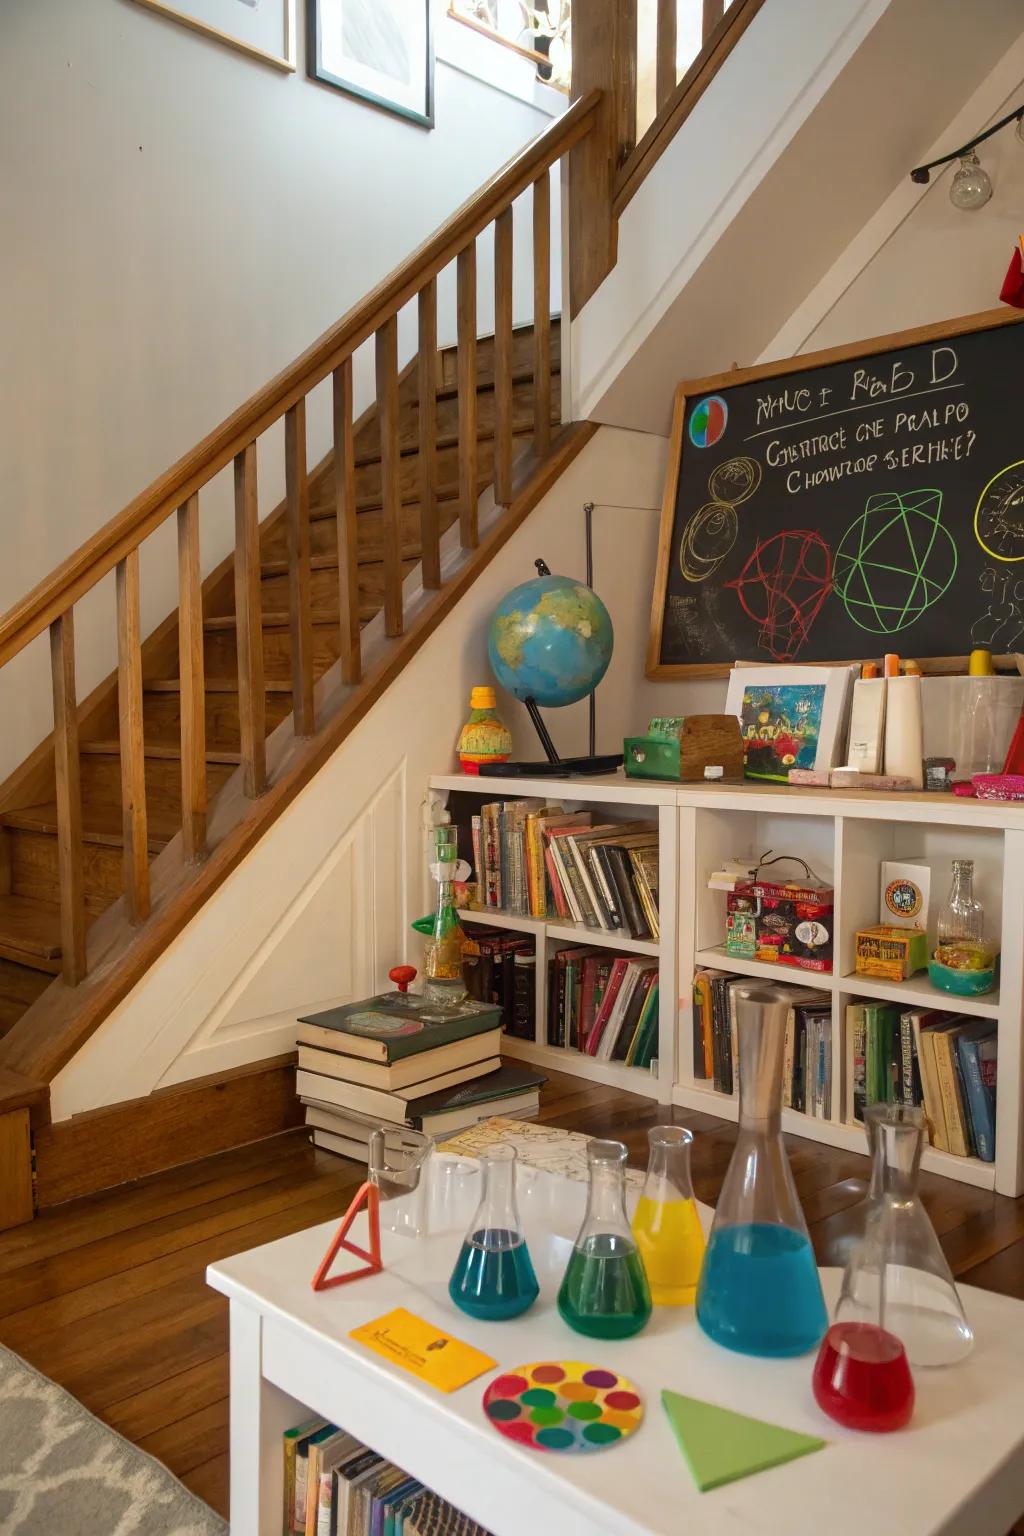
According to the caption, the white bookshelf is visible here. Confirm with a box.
[428,774,677,1104]
[428,773,1024,1197]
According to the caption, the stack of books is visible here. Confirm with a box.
[462,924,535,1041]
[548,949,659,1067]
[692,970,831,1114]
[845,1002,997,1161]
[470,801,659,939]
[285,1418,491,1535]
[296,991,544,1154]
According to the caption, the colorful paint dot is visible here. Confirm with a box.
[490,1375,528,1397]
[567,1401,602,1422]
[531,1364,566,1384]
[529,1406,565,1427]
[583,1422,622,1445]
[601,1412,639,1432]
[521,1387,556,1408]
[501,1421,537,1446]
[536,1427,576,1451]
[582,1370,618,1389]
[559,1383,597,1402]
[605,1391,640,1411]
[486,1399,522,1422]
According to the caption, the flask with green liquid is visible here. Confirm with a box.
[558,1139,651,1339]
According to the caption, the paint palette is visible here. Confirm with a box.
[482,1361,643,1454]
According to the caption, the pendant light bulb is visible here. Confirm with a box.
[949,151,992,211]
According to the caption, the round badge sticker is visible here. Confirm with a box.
[689,395,728,449]
[482,1362,643,1454]
[884,879,922,921]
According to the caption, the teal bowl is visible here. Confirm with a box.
[927,957,998,997]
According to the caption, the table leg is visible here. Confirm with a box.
[229,1301,312,1536]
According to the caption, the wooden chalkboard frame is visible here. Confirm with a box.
[646,306,1024,680]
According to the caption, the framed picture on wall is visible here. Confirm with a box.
[307,0,435,127]
[128,0,296,72]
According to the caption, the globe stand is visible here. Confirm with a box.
[478,697,624,779]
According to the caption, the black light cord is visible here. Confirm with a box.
[581,499,663,755]
[910,102,1024,183]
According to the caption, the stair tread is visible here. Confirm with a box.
[0,894,68,961]
[81,739,242,766]
[144,678,294,695]
[2,802,177,851]
[204,612,340,632]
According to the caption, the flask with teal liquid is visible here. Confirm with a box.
[448,1145,539,1321]
[696,980,827,1357]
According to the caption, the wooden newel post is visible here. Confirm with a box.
[567,0,637,317]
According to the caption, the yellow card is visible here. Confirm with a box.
[349,1307,496,1393]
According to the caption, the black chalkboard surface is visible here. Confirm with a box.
[647,309,1024,678]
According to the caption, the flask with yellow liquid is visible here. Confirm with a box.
[631,1125,705,1306]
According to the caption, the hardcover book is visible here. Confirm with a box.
[297,994,501,1063]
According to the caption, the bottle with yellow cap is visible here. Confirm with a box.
[457,686,512,774]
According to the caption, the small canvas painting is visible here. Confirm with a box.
[736,683,825,781]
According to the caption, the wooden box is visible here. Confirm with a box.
[855,924,928,981]
[625,714,744,783]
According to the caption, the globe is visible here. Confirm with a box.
[487,572,614,708]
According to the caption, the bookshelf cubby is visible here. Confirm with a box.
[428,774,1024,1196]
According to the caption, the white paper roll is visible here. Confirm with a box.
[884,675,924,789]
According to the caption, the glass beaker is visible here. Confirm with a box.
[368,1128,432,1238]
[833,1104,973,1367]
[696,980,827,1357]
[423,825,469,1009]
[447,1145,539,1320]
[557,1139,652,1339]
[631,1126,705,1306]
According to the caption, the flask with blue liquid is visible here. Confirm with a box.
[448,1144,539,1321]
[696,979,827,1357]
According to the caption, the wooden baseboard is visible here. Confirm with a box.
[34,1054,303,1209]
[0,1108,33,1229]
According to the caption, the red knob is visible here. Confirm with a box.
[389,965,417,994]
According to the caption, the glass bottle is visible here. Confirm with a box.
[558,1139,651,1339]
[448,1145,539,1320]
[631,1126,705,1306]
[833,1104,973,1367]
[423,825,469,1008]
[696,980,827,1357]
[934,859,992,972]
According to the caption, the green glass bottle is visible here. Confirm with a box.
[558,1139,651,1339]
[423,826,468,1009]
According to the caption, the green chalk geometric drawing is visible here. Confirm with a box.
[833,488,957,634]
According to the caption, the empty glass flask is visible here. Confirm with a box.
[558,1139,652,1339]
[696,981,827,1357]
[631,1126,705,1306]
[448,1145,538,1321]
[833,1104,973,1367]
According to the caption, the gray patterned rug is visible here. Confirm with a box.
[0,1346,226,1535]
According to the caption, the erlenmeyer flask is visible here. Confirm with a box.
[631,1126,705,1305]
[696,981,827,1357]
[448,1145,538,1320]
[834,1104,973,1367]
[558,1139,652,1339]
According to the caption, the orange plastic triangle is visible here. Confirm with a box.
[311,1181,383,1290]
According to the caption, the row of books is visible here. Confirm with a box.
[691,970,998,1161]
[469,800,659,940]
[548,949,659,1067]
[846,1003,997,1162]
[284,1417,490,1536]
[295,990,543,1156]
[693,970,832,1116]
[462,925,535,1041]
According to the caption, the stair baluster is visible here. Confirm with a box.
[532,170,552,458]
[233,444,268,797]
[656,0,677,110]
[176,494,207,862]
[493,206,514,508]
[417,280,441,591]
[457,242,478,550]
[332,357,361,685]
[285,399,315,735]
[115,550,150,924]
[49,613,86,984]
[376,316,403,639]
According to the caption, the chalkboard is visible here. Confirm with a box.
[646,309,1024,678]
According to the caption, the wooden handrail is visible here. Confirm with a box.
[0,90,601,672]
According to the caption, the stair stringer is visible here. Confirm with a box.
[47,423,656,1121]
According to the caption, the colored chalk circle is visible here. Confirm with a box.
[689,395,728,448]
[482,1362,643,1455]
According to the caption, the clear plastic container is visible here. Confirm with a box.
[631,1126,705,1306]
[695,980,827,1357]
[558,1139,652,1339]
[447,1144,539,1321]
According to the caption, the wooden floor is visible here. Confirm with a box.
[2,1070,1024,1527]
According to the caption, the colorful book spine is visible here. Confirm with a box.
[957,1032,996,1162]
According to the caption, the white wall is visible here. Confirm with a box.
[0,0,561,782]
[50,424,671,1117]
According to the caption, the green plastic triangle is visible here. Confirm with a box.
[661,1390,825,1492]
